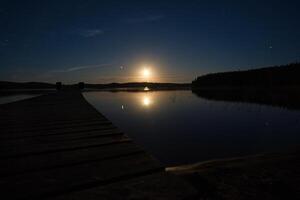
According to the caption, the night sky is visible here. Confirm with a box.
[1,0,300,83]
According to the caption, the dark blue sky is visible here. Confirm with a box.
[1,0,300,83]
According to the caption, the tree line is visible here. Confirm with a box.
[192,63,300,87]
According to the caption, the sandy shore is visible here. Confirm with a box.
[167,151,300,200]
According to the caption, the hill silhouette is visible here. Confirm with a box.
[0,81,190,90]
[0,81,55,90]
[192,63,300,88]
[85,82,190,90]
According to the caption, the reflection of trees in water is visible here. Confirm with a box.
[192,88,300,111]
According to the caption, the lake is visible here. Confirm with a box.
[83,90,300,166]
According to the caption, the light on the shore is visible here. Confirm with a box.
[144,86,150,91]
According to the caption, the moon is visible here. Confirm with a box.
[142,68,151,78]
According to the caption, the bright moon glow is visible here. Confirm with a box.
[142,68,151,78]
[142,96,152,107]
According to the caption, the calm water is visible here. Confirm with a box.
[84,90,300,166]
[0,94,39,105]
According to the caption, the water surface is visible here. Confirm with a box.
[84,90,300,166]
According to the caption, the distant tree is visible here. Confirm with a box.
[78,82,85,89]
[56,82,62,90]
[192,63,300,88]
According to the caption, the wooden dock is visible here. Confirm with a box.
[0,91,196,200]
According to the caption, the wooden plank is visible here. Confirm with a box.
[1,120,112,133]
[0,142,144,177]
[0,91,195,200]
[0,153,163,200]
[0,125,118,140]
[0,110,101,120]
[1,128,123,143]
[0,115,107,126]
[0,117,105,130]
[0,135,131,158]
[1,129,125,147]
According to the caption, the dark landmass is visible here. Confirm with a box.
[0,81,190,90]
[0,81,56,96]
[168,150,300,200]
[192,63,300,88]
[84,82,191,90]
[0,81,55,90]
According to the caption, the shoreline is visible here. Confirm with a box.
[167,151,300,199]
